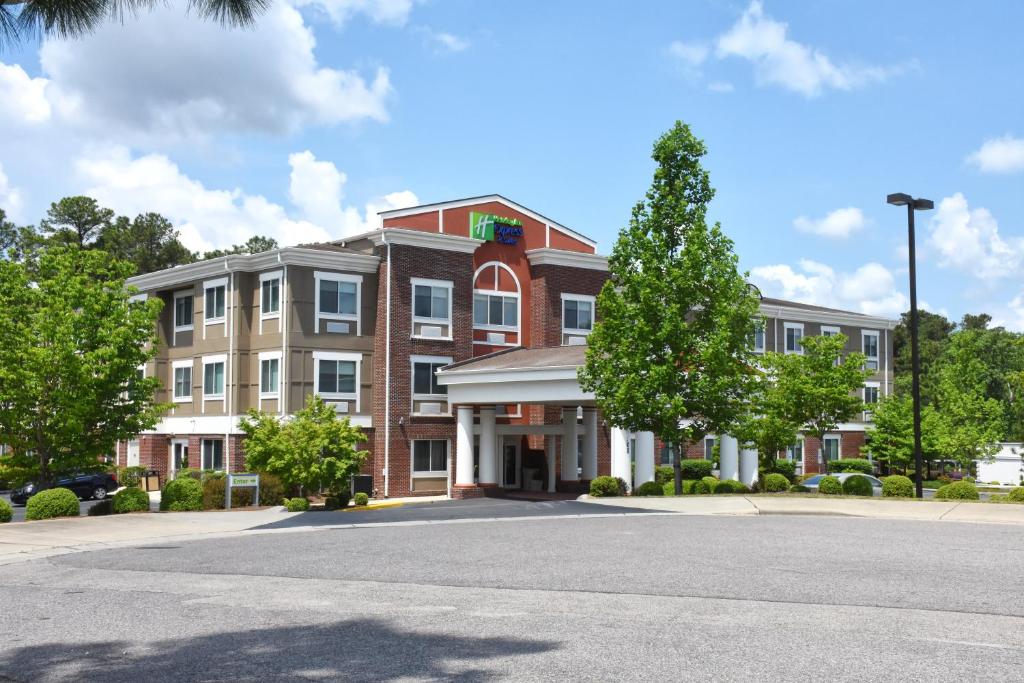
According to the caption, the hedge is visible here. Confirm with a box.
[87,500,113,516]
[201,477,254,510]
[762,473,790,493]
[817,476,842,495]
[829,459,874,475]
[935,481,979,500]
[634,481,664,496]
[763,460,796,482]
[174,468,203,481]
[694,476,718,495]
[112,487,150,513]
[0,498,11,523]
[712,479,749,494]
[655,466,675,486]
[663,479,698,496]
[284,497,310,512]
[789,484,810,493]
[1008,487,1024,503]
[25,488,80,520]
[680,460,714,480]
[257,473,286,506]
[882,475,914,498]
[354,492,369,506]
[589,475,621,497]
[160,478,203,512]
[842,474,874,497]
[117,466,148,489]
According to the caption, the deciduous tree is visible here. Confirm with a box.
[98,213,195,274]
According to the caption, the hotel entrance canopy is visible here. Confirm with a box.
[435,346,595,406]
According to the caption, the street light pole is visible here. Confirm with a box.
[887,193,934,499]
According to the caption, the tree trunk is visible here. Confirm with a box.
[819,434,829,475]
[673,438,686,496]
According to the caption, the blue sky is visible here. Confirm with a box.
[1,1,1023,326]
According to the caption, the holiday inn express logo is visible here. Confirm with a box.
[470,211,524,245]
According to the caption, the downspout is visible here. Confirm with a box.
[225,261,233,472]
[279,253,288,418]
[383,234,392,498]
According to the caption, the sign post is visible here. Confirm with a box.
[225,473,260,510]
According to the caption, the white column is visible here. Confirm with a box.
[719,435,739,481]
[610,427,631,492]
[581,408,598,480]
[739,447,759,488]
[634,431,655,489]
[455,405,475,487]
[478,407,496,485]
[545,435,557,493]
[561,407,579,481]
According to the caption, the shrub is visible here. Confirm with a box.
[87,499,113,516]
[829,459,874,475]
[589,475,621,498]
[354,492,369,506]
[25,488,80,520]
[175,467,203,481]
[284,497,310,512]
[694,476,718,495]
[762,473,790,493]
[118,466,148,489]
[256,472,286,506]
[1007,487,1024,503]
[765,460,796,482]
[160,478,203,512]
[0,498,11,523]
[679,460,714,480]
[324,496,341,510]
[614,477,630,495]
[655,466,675,486]
[635,481,664,496]
[113,487,150,513]
[882,475,914,498]
[663,479,697,495]
[200,477,255,510]
[789,484,810,493]
[842,474,874,497]
[711,479,747,494]
[817,476,842,495]
[935,481,979,501]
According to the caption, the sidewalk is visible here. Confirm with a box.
[581,494,1024,524]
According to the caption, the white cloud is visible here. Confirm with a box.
[714,1,908,97]
[793,207,867,239]
[0,62,52,125]
[966,135,1024,174]
[0,162,25,220]
[293,0,414,27]
[707,81,734,93]
[668,40,709,66]
[926,193,1023,280]
[424,29,470,53]
[751,259,907,317]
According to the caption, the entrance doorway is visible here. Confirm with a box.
[501,437,520,489]
[170,439,189,477]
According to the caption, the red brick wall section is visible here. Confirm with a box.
[529,264,608,349]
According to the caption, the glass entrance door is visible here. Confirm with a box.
[171,440,189,476]
[502,439,520,489]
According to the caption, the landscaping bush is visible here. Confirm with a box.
[694,476,718,495]
[160,478,203,512]
[25,488,80,520]
[789,484,810,493]
[764,460,796,482]
[354,492,369,506]
[712,479,749,494]
[655,466,675,486]
[1007,487,1024,503]
[829,459,874,475]
[0,498,11,523]
[117,466,148,489]
[679,460,714,480]
[635,481,664,496]
[663,479,697,495]
[87,499,113,516]
[762,473,790,493]
[817,476,842,495]
[256,473,286,506]
[175,467,203,481]
[284,497,310,512]
[200,477,255,510]
[882,475,914,498]
[935,481,979,501]
[842,474,874,497]
[589,475,621,498]
[112,487,150,513]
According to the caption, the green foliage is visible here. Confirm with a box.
[635,481,664,496]
[712,479,748,494]
[256,472,285,506]
[118,466,148,489]
[589,475,621,497]
[87,499,113,516]
[354,492,369,506]
[679,460,714,480]
[578,121,760,469]
[830,459,874,474]
[863,394,944,471]
[175,468,203,480]
[694,476,718,495]
[241,395,368,496]
[1008,487,1024,503]
[765,459,796,482]
[284,497,310,512]
[112,487,150,513]
[817,476,842,495]
[655,466,675,486]
[789,484,810,493]
[25,488,80,520]
[893,310,955,407]
[39,196,114,249]
[881,475,915,498]
[97,213,194,275]
[664,479,697,495]
[762,473,790,493]
[0,498,11,523]
[842,474,874,496]
[202,235,279,260]
[200,477,254,510]
[0,248,164,483]
[935,481,979,500]
[159,478,203,512]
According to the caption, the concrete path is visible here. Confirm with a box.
[581,493,1024,524]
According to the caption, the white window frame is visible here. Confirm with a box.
[171,359,193,403]
[703,435,716,462]
[784,322,805,354]
[259,351,282,401]
[203,277,227,327]
[201,438,225,472]
[314,271,362,335]
[862,330,880,371]
[201,354,226,414]
[313,351,361,411]
[411,277,453,339]
[822,435,841,463]
[560,293,596,336]
[786,438,804,465]
[752,318,766,354]
[820,325,841,337]
[863,381,880,421]
[472,289,520,332]
[410,355,452,414]
[126,440,140,467]
[173,289,194,343]
[259,270,283,334]
[410,439,449,478]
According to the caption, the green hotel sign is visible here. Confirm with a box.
[470,211,524,245]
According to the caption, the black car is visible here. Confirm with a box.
[10,472,118,505]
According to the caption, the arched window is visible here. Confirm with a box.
[472,261,520,346]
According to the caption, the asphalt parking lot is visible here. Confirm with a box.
[1,492,105,522]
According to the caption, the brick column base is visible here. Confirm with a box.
[451,485,486,499]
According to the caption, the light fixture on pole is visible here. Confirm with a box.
[887,192,934,499]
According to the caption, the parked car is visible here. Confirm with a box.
[10,472,118,505]
[802,473,884,496]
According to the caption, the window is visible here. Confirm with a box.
[787,439,803,465]
[313,352,361,409]
[172,362,192,402]
[862,331,880,370]
[784,323,804,354]
[822,435,840,462]
[204,280,226,322]
[562,295,594,333]
[413,281,451,321]
[412,440,447,475]
[260,356,280,397]
[261,276,280,317]
[318,278,357,316]
[174,292,193,330]
[201,439,224,471]
[473,293,518,328]
[821,325,840,337]
[203,359,225,398]
[864,383,879,420]
[412,360,447,396]
[660,443,677,466]
[704,436,716,462]
[752,320,765,353]
[127,440,140,467]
